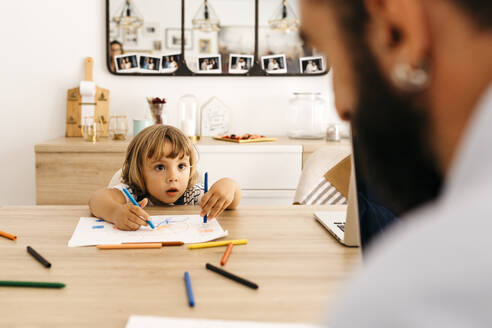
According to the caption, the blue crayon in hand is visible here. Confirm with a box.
[122,187,155,229]
[203,172,208,223]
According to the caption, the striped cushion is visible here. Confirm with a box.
[298,177,347,205]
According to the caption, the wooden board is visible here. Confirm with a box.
[65,86,110,137]
[212,136,277,143]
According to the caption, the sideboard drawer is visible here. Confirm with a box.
[197,145,302,190]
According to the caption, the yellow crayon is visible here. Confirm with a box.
[188,239,248,249]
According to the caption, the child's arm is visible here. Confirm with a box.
[89,188,150,231]
[200,178,242,219]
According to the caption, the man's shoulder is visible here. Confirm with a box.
[329,193,492,326]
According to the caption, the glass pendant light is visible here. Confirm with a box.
[192,0,221,33]
[112,0,144,35]
[268,0,300,34]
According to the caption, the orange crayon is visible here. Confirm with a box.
[162,241,184,246]
[221,242,234,266]
[97,243,162,250]
[123,241,184,246]
[0,229,17,241]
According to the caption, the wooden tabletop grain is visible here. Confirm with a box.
[0,205,360,327]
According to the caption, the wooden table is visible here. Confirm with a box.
[0,206,360,327]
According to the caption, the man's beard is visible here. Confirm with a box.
[350,44,443,216]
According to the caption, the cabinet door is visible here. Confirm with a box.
[197,145,302,190]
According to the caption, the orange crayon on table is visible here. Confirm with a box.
[221,242,233,266]
[123,241,184,246]
[0,229,17,241]
[97,243,162,250]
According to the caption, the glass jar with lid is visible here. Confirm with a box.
[287,92,329,139]
[178,94,200,142]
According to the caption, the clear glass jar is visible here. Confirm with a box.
[178,94,200,141]
[287,92,328,139]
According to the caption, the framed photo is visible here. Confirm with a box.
[153,40,162,52]
[197,55,222,74]
[114,53,139,73]
[160,53,181,73]
[229,54,254,74]
[143,22,159,37]
[299,56,325,74]
[199,38,211,54]
[139,55,161,73]
[261,54,287,74]
[165,28,193,50]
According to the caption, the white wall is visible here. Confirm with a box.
[0,0,342,205]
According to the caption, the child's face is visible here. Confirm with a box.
[142,143,191,204]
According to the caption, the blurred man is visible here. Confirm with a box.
[300,0,492,326]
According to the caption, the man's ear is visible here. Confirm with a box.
[364,0,430,68]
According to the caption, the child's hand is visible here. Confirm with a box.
[113,198,150,231]
[200,178,237,219]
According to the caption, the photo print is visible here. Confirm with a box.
[299,56,325,74]
[197,55,222,74]
[229,54,254,74]
[161,53,181,73]
[114,53,138,73]
[139,55,161,73]
[261,54,287,74]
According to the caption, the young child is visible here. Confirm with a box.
[89,125,241,231]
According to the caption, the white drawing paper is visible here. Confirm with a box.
[126,315,321,328]
[68,215,228,247]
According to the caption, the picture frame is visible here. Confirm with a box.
[199,38,212,54]
[114,53,139,73]
[229,54,254,74]
[299,56,325,74]
[261,54,288,74]
[160,53,182,73]
[143,22,159,37]
[197,55,222,74]
[153,40,162,52]
[165,28,193,50]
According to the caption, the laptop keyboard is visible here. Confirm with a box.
[335,222,345,232]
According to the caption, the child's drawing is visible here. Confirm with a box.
[68,215,228,247]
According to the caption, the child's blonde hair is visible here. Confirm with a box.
[122,125,198,201]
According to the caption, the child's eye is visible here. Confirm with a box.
[155,164,165,172]
[178,163,188,170]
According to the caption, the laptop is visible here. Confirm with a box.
[314,151,361,247]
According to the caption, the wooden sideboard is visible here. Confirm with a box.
[35,137,350,205]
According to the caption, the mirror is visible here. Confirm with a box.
[259,0,323,75]
[107,0,183,75]
[106,0,328,76]
[185,0,255,75]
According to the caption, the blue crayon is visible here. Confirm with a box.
[184,271,195,307]
[203,172,208,223]
[122,187,155,229]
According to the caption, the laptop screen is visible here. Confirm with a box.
[352,136,399,251]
